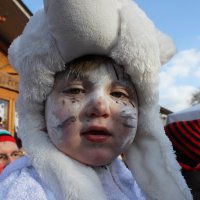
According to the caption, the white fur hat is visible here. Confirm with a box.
[8,0,192,199]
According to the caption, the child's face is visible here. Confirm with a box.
[45,63,138,166]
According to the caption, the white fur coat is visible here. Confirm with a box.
[8,0,192,199]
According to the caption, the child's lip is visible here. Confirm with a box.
[81,126,112,142]
[81,126,111,136]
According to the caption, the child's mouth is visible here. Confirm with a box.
[81,129,111,142]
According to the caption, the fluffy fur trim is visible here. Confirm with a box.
[43,0,119,62]
[8,0,192,199]
[110,3,191,199]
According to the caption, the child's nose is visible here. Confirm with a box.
[86,96,110,118]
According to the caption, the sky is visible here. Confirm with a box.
[22,0,200,112]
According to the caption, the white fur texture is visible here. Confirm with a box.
[8,0,192,199]
[44,0,119,62]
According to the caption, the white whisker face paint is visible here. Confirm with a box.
[45,56,138,166]
[119,109,138,148]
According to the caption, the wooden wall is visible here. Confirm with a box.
[0,50,18,134]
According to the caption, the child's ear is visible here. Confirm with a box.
[156,29,176,65]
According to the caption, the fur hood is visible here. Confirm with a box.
[8,0,192,199]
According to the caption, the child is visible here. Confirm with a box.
[0,0,192,199]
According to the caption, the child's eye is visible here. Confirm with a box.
[63,88,86,94]
[110,91,129,99]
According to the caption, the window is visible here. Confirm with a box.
[0,88,18,134]
[0,99,8,129]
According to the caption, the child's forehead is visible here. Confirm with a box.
[55,60,132,84]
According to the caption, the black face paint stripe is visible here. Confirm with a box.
[112,64,119,80]
[122,123,136,128]
[57,116,76,129]
[120,115,136,119]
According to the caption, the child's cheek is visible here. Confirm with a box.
[118,106,138,147]
[56,97,81,120]
[121,108,138,129]
[47,97,81,144]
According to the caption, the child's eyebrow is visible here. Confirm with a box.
[112,80,132,88]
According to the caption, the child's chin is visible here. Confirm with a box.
[78,155,115,167]
[64,147,120,167]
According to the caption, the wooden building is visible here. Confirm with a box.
[0,0,31,134]
[160,106,173,125]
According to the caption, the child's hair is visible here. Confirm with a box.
[56,55,132,86]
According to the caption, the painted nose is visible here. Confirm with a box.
[86,96,110,118]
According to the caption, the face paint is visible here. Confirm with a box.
[121,110,137,128]
[57,116,77,129]
[119,110,138,148]
[45,106,63,143]
[45,60,138,166]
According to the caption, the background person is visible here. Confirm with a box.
[165,118,200,200]
[0,129,24,174]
